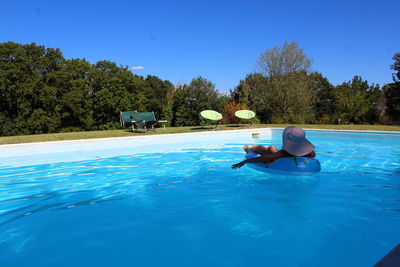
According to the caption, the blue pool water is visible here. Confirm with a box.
[0,129,399,266]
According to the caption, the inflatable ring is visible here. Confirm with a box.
[245,152,321,175]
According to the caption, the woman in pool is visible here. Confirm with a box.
[231,126,316,169]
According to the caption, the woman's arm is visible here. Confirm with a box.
[231,151,285,169]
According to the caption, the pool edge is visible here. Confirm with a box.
[1,127,399,148]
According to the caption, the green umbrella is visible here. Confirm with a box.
[234,110,255,120]
[200,110,222,121]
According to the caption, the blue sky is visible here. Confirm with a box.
[1,0,399,92]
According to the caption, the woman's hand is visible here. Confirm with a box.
[231,161,246,169]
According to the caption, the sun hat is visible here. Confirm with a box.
[282,127,315,156]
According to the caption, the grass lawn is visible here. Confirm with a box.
[1,124,400,145]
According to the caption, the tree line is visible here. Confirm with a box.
[0,41,399,136]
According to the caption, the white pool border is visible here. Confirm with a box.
[1,127,400,148]
[0,128,269,148]
[0,128,274,167]
[1,128,399,167]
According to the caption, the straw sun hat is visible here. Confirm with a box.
[282,127,315,156]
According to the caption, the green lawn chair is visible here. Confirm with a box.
[234,110,256,126]
[200,110,222,129]
[120,111,142,131]
[120,111,168,132]
[138,112,159,131]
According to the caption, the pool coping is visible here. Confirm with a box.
[1,127,399,148]
[0,128,267,148]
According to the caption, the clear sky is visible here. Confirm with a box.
[1,0,399,92]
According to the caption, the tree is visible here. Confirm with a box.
[0,42,65,135]
[144,75,175,124]
[221,102,247,124]
[60,59,95,131]
[90,61,146,129]
[172,77,223,126]
[232,74,269,122]
[384,82,400,121]
[0,42,24,135]
[384,52,400,121]
[255,41,312,77]
[391,52,400,82]
[231,80,249,107]
[0,42,179,135]
[249,41,316,123]
[309,72,336,123]
[334,76,381,124]
[366,84,385,124]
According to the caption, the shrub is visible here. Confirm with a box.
[221,102,247,124]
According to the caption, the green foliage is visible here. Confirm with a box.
[172,77,224,126]
[233,73,270,122]
[365,83,384,124]
[232,42,389,125]
[255,41,312,77]
[270,72,316,123]
[334,76,381,124]
[0,41,397,137]
[309,72,336,123]
[221,102,247,124]
[0,42,176,136]
[384,52,400,121]
[0,112,17,136]
[384,82,400,121]
[231,81,250,107]
[233,72,316,124]
[243,41,316,124]
[144,75,175,123]
[90,61,147,128]
[391,52,400,82]
[232,72,384,125]
[59,59,94,130]
[25,108,61,134]
[0,42,65,135]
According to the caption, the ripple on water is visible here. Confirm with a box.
[0,131,399,266]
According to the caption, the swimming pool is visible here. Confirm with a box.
[0,129,399,266]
